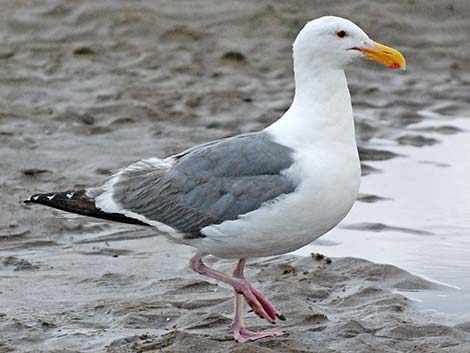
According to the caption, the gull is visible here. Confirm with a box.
[25,16,405,342]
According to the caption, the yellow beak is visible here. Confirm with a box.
[359,41,406,70]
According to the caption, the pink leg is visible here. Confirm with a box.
[189,254,285,323]
[189,254,284,323]
[231,259,285,321]
[230,259,287,342]
[189,254,287,342]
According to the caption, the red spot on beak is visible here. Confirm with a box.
[389,62,401,69]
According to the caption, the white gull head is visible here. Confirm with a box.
[293,16,406,72]
[293,16,370,71]
[267,16,406,150]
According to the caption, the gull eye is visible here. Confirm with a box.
[336,30,347,38]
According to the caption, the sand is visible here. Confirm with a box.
[1,0,470,352]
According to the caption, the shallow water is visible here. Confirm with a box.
[297,114,470,323]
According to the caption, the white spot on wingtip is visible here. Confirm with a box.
[66,192,74,199]
[32,196,39,201]
[47,194,56,200]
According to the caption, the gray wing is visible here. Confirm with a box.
[93,131,296,237]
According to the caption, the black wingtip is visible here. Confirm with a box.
[23,194,41,204]
[23,190,149,227]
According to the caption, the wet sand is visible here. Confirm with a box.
[1,0,470,352]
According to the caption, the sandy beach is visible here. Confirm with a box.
[1,0,470,352]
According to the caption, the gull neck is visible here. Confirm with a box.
[267,67,357,150]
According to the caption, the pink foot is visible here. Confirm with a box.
[234,280,285,323]
[189,254,286,338]
[232,324,287,343]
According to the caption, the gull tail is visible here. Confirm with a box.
[24,190,148,226]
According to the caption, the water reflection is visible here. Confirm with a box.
[296,116,470,323]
